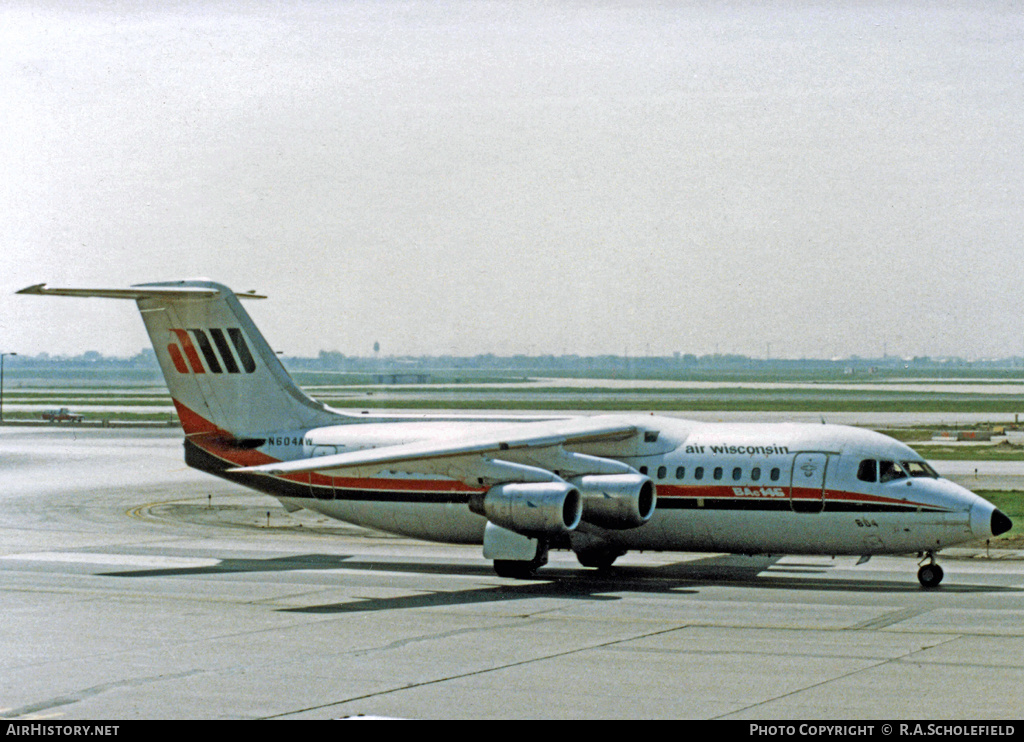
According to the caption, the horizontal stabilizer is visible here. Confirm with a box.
[17,283,266,300]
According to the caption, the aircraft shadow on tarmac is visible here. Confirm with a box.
[98,552,1015,614]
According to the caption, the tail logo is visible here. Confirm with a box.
[167,328,256,374]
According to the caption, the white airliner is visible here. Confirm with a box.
[20,279,1012,587]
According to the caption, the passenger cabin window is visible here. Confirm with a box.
[694,467,704,480]
[676,466,685,479]
[732,467,742,481]
[713,467,723,480]
[751,467,761,481]
[657,465,667,479]
[857,459,877,483]
[770,467,781,481]
[639,466,648,475]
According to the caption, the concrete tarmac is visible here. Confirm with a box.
[1,428,1023,720]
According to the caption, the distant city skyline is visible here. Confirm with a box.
[3,2,1022,361]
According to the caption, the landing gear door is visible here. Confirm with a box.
[791,452,828,514]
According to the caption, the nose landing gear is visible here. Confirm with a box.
[917,552,944,589]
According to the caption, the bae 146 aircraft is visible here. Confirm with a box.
[20,279,1013,587]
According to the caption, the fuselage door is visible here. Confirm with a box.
[790,452,828,514]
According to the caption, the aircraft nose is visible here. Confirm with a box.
[969,497,1012,540]
[991,509,1013,537]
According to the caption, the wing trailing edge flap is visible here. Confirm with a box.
[229,418,641,486]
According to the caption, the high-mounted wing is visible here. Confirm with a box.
[231,415,658,535]
[230,416,641,485]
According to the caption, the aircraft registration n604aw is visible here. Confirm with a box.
[19,279,1013,587]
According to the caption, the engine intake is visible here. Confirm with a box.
[572,473,656,529]
[470,482,582,536]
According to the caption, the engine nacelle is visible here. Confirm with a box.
[470,482,582,536]
[572,473,656,529]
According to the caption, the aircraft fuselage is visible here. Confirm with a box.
[188,413,1003,558]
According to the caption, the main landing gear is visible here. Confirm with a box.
[917,552,944,589]
[575,546,626,571]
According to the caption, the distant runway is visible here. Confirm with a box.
[1,428,1023,720]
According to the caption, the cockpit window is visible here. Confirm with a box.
[879,460,907,483]
[902,460,939,478]
[857,459,877,483]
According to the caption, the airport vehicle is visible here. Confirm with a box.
[20,279,1012,587]
[41,407,84,423]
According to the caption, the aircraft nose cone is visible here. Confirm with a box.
[991,509,1013,537]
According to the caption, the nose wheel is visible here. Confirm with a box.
[917,553,944,589]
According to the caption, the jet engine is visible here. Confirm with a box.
[469,482,582,536]
[572,473,656,529]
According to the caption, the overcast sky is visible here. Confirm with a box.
[2,1,1022,360]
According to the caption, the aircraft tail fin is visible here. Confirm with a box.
[18,280,344,436]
